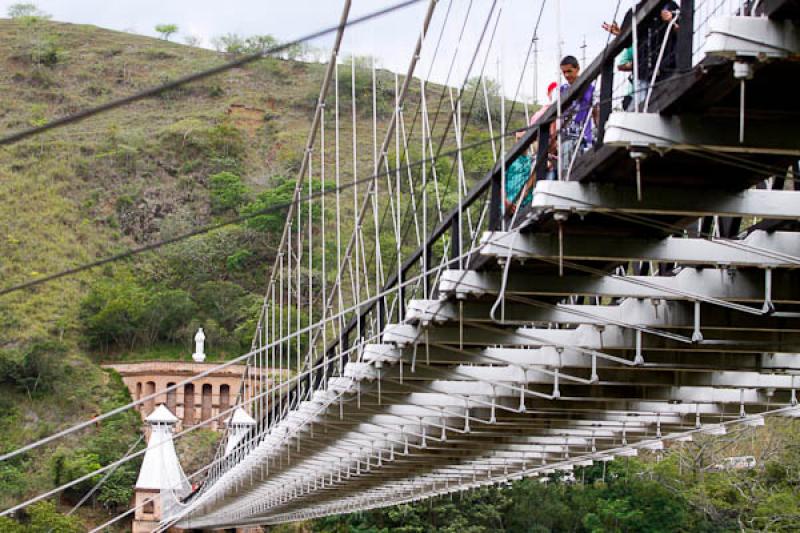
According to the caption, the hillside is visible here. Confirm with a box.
[0,16,399,530]
[0,17,326,344]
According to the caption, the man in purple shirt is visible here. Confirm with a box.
[560,56,595,145]
[551,55,595,179]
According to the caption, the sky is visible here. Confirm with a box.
[0,0,634,102]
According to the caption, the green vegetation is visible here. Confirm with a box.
[0,14,424,528]
[209,171,248,212]
[0,501,83,532]
[0,338,69,398]
[316,420,800,531]
[210,32,311,60]
[0,13,341,528]
[7,2,50,21]
[155,23,179,41]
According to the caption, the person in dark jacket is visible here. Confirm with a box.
[603,1,680,110]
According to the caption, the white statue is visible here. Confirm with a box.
[192,327,206,362]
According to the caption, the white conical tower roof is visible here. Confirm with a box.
[224,407,256,455]
[228,407,256,427]
[145,404,179,425]
[136,405,190,493]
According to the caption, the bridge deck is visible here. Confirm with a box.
[171,5,800,528]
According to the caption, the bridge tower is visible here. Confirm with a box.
[133,405,189,533]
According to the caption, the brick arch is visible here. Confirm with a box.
[201,383,213,422]
[184,383,195,426]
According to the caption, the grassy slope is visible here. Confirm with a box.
[0,18,320,342]
[0,18,334,528]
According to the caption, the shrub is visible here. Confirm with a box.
[96,466,137,510]
[241,177,325,234]
[30,34,61,66]
[80,278,148,350]
[192,280,258,333]
[0,463,27,499]
[7,501,82,533]
[80,279,196,351]
[243,34,279,54]
[211,33,245,55]
[51,448,102,497]
[241,177,296,233]
[154,225,251,286]
[209,171,248,213]
[0,339,69,397]
[226,248,253,271]
[139,288,197,346]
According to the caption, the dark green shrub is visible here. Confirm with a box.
[31,34,61,66]
[6,501,82,533]
[50,448,102,497]
[0,340,69,397]
[209,171,248,213]
[226,248,253,271]
[241,177,297,233]
[80,279,196,351]
[192,280,258,333]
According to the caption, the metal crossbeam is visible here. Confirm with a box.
[364,344,800,372]
[604,112,800,156]
[480,230,800,267]
[383,323,800,352]
[531,181,800,219]
[704,16,800,59]
[438,268,800,302]
[406,298,799,331]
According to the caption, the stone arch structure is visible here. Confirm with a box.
[103,361,274,432]
[166,382,177,413]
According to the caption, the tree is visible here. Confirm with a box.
[243,34,278,54]
[155,23,179,41]
[183,34,202,47]
[7,2,50,20]
[211,33,245,55]
[0,339,68,398]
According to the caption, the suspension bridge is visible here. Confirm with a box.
[2,0,800,531]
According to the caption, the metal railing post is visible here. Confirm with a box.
[489,173,503,230]
[597,58,615,147]
[423,242,434,296]
[534,124,551,181]
[676,0,695,71]
[450,215,462,268]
